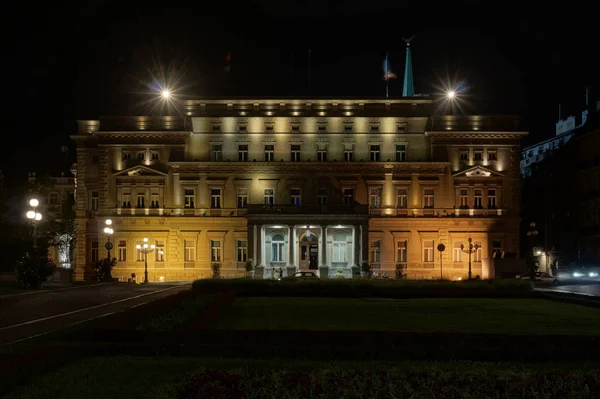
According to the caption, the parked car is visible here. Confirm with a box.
[516,271,556,283]
[279,271,319,281]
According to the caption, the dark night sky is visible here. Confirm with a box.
[3,0,597,185]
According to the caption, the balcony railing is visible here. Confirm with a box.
[368,208,505,217]
[246,204,369,215]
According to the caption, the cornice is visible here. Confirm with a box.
[425,131,528,139]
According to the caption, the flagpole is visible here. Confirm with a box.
[385,52,389,98]
[308,49,311,92]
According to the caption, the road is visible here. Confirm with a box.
[536,282,600,297]
[0,282,189,347]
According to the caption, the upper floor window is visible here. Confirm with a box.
[317,148,327,162]
[290,144,301,161]
[317,122,327,133]
[396,188,407,208]
[238,144,248,161]
[317,188,328,205]
[459,189,468,208]
[343,188,354,205]
[474,189,483,208]
[343,122,353,133]
[290,188,301,206]
[487,151,498,161]
[370,145,380,162]
[396,144,407,161]
[237,188,248,209]
[212,144,222,161]
[137,151,145,161]
[423,188,434,208]
[211,122,221,132]
[122,192,131,208]
[184,189,195,209]
[264,189,274,206]
[136,192,145,208]
[265,122,274,132]
[474,150,483,161]
[344,148,354,162]
[264,145,274,162]
[369,122,380,133]
[210,188,222,209]
[151,151,160,161]
[291,122,301,133]
[238,123,247,133]
[92,156,99,163]
[459,150,469,161]
[122,151,131,161]
[151,193,160,208]
[369,188,382,208]
[488,189,497,208]
[91,191,99,211]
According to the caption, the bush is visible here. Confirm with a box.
[211,263,221,278]
[93,257,117,281]
[16,251,56,289]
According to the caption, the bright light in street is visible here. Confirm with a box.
[105,219,112,226]
[161,90,170,99]
[29,199,39,207]
[26,210,36,219]
[447,90,456,99]
[35,213,42,221]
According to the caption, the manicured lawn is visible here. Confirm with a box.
[5,356,600,399]
[212,297,600,335]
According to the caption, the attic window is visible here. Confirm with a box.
[317,122,327,133]
[291,122,301,133]
[369,122,380,133]
[238,123,247,133]
[211,122,221,132]
[344,122,353,133]
[265,122,274,132]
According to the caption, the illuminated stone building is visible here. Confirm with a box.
[71,97,526,281]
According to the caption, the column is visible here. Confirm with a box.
[352,225,357,266]
[321,225,328,266]
[383,172,394,208]
[173,172,182,214]
[292,225,297,266]
[288,225,294,266]
[256,224,263,267]
[359,224,368,263]
[247,223,256,264]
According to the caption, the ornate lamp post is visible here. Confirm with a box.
[26,198,42,249]
[103,219,114,260]
[136,237,155,284]
[460,237,480,280]
[437,243,446,280]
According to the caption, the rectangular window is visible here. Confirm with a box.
[344,122,353,133]
[423,188,434,208]
[210,188,222,209]
[238,123,247,133]
[211,122,221,133]
[474,150,483,161]
[396,241,407,262]
[290,188,301,206]
[151,193,159,208]
[91,191,99,211]
[48,193,58,205]
[136,193,145,208]
[184,240,195,262]
[151,151,159,160]
[487,151,497,161]
[369,123,379,133]
[488,189,497,208]
[91,242,99,262]
[396,144,407,161]
[137,151,145,161]
[184,189,195,209]
[343,188,354,205]
[237,240,247,262]
[460,189,468,207]
[265,123,274,132]
[492,240,502,257]
[474,189,483,208]
[344,149,354,162]
[423,240,434,262]
[122,151,131,161]
[370,240,381,262]
[333,240,346,262]
[212,144,222,161]
[369,187,382,208]
[237,188,248,209]
[264,189,274,206]
[155,241,165,262]
[474,241,482,262]
[290,144,301,161]
[211,240,222,262]
[238,144,248,161]
[118,241,127,262]
[122,192,131,208]
[291,122,300,133]
[317,188,328,205]
[271,239,284,262]
[317,149,327,162]
[453,242,463,262]
[459,150,469,161]
[370,145,380,162]
[92,156,99,163]
[396,188,408,208]
[264,144,274,161]
[317,122,327,132]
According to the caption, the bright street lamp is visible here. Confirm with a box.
[447,90,456,99]
[103,219,114,260]
[161,90,170,99]
[26,198,42,249]
[136,237,155,284]
[460,237,480,280]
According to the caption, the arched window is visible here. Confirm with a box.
[332,232,346,262]
[271,234,285,262]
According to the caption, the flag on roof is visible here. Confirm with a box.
[383,54,397,80]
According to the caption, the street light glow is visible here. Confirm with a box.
[29,199,39,207]
[447,90,456,99]
[27,210,36,219]
[105,219,112,226]
[104,227,113,234]
[161,90,170,99]
[35,213,42,221]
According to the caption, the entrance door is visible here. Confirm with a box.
[309,245,318,270]
[300,243,318,269]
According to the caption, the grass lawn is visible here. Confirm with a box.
[212,297,600,335]
[5,356,600,399]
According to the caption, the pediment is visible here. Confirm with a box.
[452,166,503,178]
[114,165,168,177]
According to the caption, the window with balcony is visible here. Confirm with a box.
[459,189,468,208]
[210,188,222,209]
[290,188,301,206]
[237,188,248,208]
[396,240,407,262]
[343,188,354,205]
[91,242,99,262]
[264,189,274,206]
[118,241,127,262]
[317,188,328,205]
[453,242,463,262]
[91,191,98,211]
[317,148,327,161]
[474,150,483,161]
[332,232,347,262]
[155,241,165,262]
[184,240,196,262]
[151,193,159,208]
[423,240,434,262]
[370,240,381,262]
[136,193,145,208]
[122,193,131,208]
[370,145,380,161]
[369,188,382,208]
[238,144,248,161]
[396,188,407,208]
[459,150,469,161]
[211,144,222,161]
[264,144,274,161]
[474,189,483,208]
[271,234,285,262]
[237,240,247,262]
[184,189,195,209]
[290,144,301,161]
[487,150,498,161]
[211,240,222,262]
[344,149,354,162]
[396,144,407,161]
[423,189,434,208]
[488,189,497,208]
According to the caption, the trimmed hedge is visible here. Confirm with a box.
[192,278,533,298]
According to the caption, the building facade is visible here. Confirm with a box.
[71,97,525,282]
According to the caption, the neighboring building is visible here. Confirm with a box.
[577,122,600,261]
[71,97,526,282]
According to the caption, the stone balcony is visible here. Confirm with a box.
[368,207,505,217]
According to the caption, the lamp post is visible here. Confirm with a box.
[136,237,155,284]
[527,222,539,277]
[460,237,480,280]
[103,219,114,260]
[437,243,446,280]
[26,198,42,250]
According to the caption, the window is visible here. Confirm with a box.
[264,144,274,161]
[488,189,497,208]
[184,240,195,262]
[317,122,327,132]
[264,189,274,206]
[459,150,469,161]
[396,123,407,133]
[91,242,99,262]
[460,189,468,208]
[344,148,354,161]
[317,148,327,161]
[453,242,463,262]
[474,241,482,262]
[396,188,408,208]
[265,122,274,132]
[92,156,99,163]
[211,122,221,132]
[137,151,145,161]
[48,192,58,205]
[271,234,285,262]
[151,151,159,160]
[343,188,354,205]
[370,145,380,161]
[238,144,248,161]
[237,188,248,208]
[155,241,165,262]
[136,241,145,262]
[487,151,497,161]
[238,123,247,133]
[290,188,301,206]
[184,189,195,209]
[212,144,222,161]
[151,193,159,208]
[423,189,434,208]
[343,122,353,133]
[370,240,381,262]
[369,188,382,208]
[237,240,247,262]
[211,240,222,262]
[291,122,301,133]
[474,189,483,208]
[118,241,127,262]
[122,192,131,208]
[122,151,131,161]
[492,240,502,257]
[423,240,434,262]
[369,123,379,133]
[91,191,98,211]
[290,144,301,161]
[210,188,222,209]
[332,232,346,262]
[396,241,407,262]
[474,150,483,161]
[136,193,145,208]
[396,144,407,161]
[317,188,328,205]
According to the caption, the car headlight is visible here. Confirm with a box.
[573,272,584,277]
[589,272,598,277]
